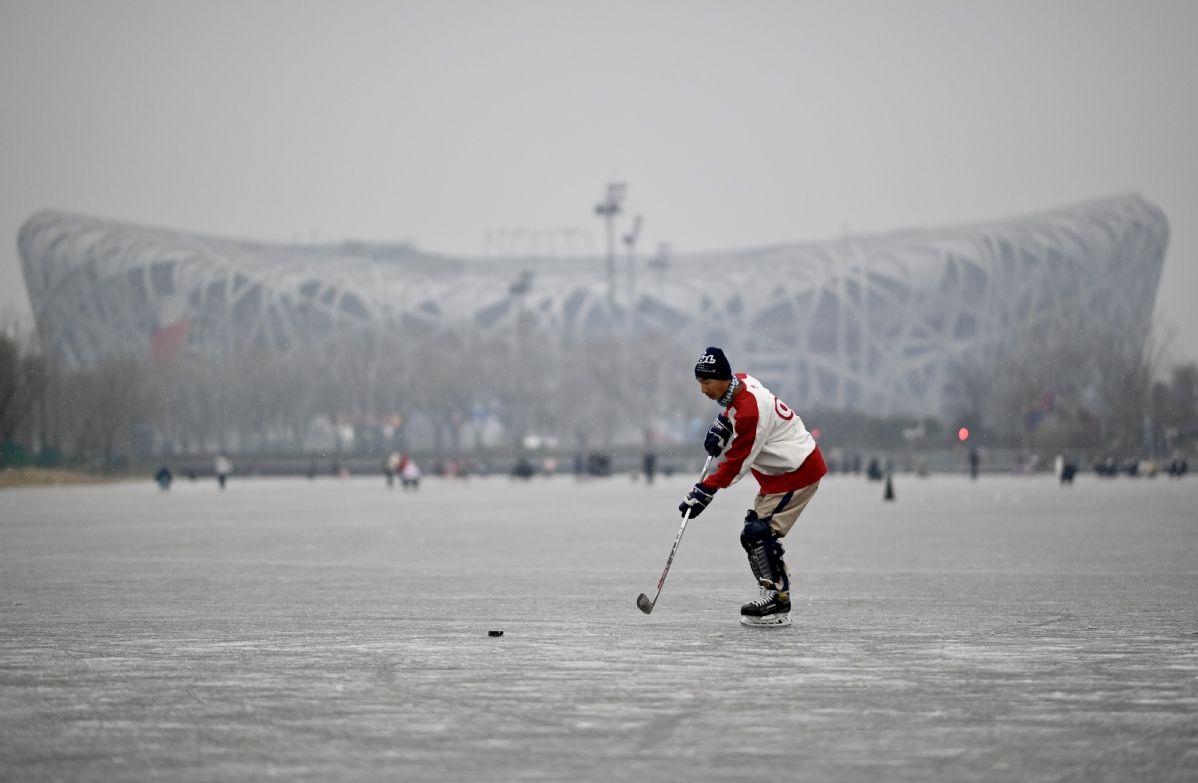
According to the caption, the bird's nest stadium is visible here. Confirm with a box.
[18,194,1167,419]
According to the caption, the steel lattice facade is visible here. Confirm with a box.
[19,194,1167,417]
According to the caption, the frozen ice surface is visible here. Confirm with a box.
[2,472,1196,781]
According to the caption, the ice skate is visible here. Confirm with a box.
[740,584,792,628]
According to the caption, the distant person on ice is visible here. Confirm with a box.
[214,452,232,490]
[400,458,421,490]
[383,451,401,488]
[678,347,827,628]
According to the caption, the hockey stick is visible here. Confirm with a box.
[636,454,715,615]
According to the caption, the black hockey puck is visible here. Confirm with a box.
[488,630,504,637]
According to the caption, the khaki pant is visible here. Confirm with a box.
[753,481,820,536]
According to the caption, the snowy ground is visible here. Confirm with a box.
[1,470,1196,782]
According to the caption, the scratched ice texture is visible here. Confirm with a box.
[2,471,1196,782]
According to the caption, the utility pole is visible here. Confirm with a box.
[594,183,626,308]
[508,270,535,448]
[623,214,642,311]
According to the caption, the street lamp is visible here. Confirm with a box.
[508,270,535,447]
[622,214,642,316]
[594,183,626,308]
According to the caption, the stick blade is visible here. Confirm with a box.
[636,593,654,614]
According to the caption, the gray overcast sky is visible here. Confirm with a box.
[2,0,1196,362]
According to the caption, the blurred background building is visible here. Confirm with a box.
[19,193,1167,421]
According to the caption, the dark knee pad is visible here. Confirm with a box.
[740,511,789,592]
[740,513,773,552]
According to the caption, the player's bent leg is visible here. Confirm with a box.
[739,513,790,593]
[739,512,791,626]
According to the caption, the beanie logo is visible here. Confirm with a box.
[697,354,717,365]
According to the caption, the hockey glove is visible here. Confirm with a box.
[679,482,716,518]
[703,414,733,457]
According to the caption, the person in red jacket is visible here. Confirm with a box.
[680,347,827,627]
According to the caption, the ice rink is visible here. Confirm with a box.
[2,470,1196,782]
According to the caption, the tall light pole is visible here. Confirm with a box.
[508,270,535,448]
[623,214,642,313]
[595,183,626,308]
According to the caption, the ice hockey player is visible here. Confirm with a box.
[679,347,827,627]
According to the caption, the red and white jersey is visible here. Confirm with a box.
[705,373,827,494]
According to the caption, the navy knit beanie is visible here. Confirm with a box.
[694,347,733,380]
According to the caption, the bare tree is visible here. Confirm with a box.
[60,358,159,468]
[0,333,44,445]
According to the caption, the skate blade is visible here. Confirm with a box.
[740,613,792,628]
